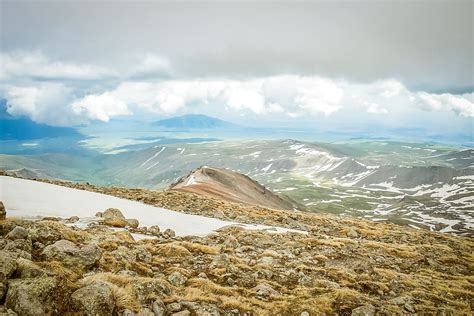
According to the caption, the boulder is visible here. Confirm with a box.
[351,304,376,316]
[167,271,187,287]
[136,308,154,316]
[5,277,57,316]
[65,216,80,224]
[103,217,128,228]
[0,201,6,220]
[148,226,160,236]
[41,239,101,269]
[152,299,166,316]
[126,218,139,229]
[103,208,126,219]
[252,283,280,298]
[71,281,115,316]
[163,228,176,238]
[0,251,17,300]
[133,278,171,305]
[6,226,28,240]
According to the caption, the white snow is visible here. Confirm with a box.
[0,176,303,237]
[140,147,166,167]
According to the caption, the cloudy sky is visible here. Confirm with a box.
[0,0,472,137]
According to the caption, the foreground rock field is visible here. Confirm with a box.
[0,211,473,314]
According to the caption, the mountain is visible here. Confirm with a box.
[169,166,297,210]
[0,174,472,315]
[154,114,238,129]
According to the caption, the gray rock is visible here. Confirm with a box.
[348,228,359,238]
[41,239,101,269]
[0,251,17,300]
[166,302,182,313]
[148,225,160,236]
[163,228,176,238]
[137,308,155,316]
[0,201,6,220]
[252,283,280,297]
[122,309,136,316]
[126,218,140,229]
[5,277,57,316]
[168,271,187,287]
[65,216,80,223]
[259,256,274,265]
[71,281,115,316]
[351,304,376,316]
[4,239,32,254]
[301,312,310,316]
[404,303,416,313]
[171,311,190,316]
[133,279,171,305]
[6,226,28,240]
[102,208,126,219]
[152,299,166,316]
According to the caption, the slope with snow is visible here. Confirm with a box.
[0,176,300,236]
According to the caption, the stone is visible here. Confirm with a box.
[0,202,5,220]
[5,277,57,316]
[163,228,176,238]
[122,309,136,316]
[103,217,128,228]
[126,218,140,229]
[152,299,166,316]
[41,239,101,269]
[197,272,207,279]
[404,303,416,313]
[0,251,17,300]
[301,312,310,316]
[4,239,32,254]
[148,225,161,236]
[171,311,190,316]
[6,226,28,240]
[351,304,376,316]
[137,308,155,316]
[166,302,182,313]
[71,281,115,316]
[347,228,359,238]
[133,279,171,305]
[168,271,187,287]
[102,208,126,219]
[65,216,80,223]
[252,283,280,297]
[259,256,274,265]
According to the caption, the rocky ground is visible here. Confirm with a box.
[0,174,473,315]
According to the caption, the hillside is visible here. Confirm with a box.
[169,166,297,211]
[0,174,472,315]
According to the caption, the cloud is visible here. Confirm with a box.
[0,51,115,81]
[1,83,82,126]
[415,92,473,117]
[71,92,131,122]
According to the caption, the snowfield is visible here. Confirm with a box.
[0,176,301,236]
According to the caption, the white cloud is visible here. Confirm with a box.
[1,83,83,126]
[0,51,115,81]
[415,92,474,117]
[71,92,131,122]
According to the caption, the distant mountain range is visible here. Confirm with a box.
[154,114,239,129]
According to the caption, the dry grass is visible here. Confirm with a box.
[180,241,220,255]
[155,242,192,258]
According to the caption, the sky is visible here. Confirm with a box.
[0,0,472,139]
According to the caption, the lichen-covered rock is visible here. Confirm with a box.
[41,239,101,269]
[0,250,17,300]
[5,277,57,316]
[163,228,176,238]
[351,304,376,316]
[28,222,64,245]
[167,271,187,287]
[152,299,166,316]
[126,218,139,229]
[6,226,28,240]
[71,281,115,316]
[103,217,128,228]
[252,283,280,298]
[132,278,171,305]
[4,239,32,254]
[148,225,160,236]
[102,208,125,219]
[0,201,6,220]
[65,216,79,223]
[136,308,154,316]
